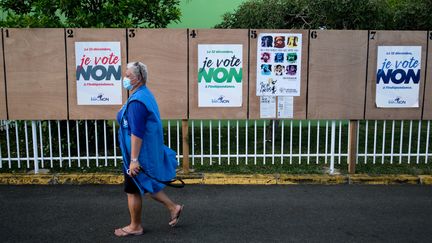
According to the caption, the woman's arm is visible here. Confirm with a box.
[126,101,147,176]
[129,134,142,176]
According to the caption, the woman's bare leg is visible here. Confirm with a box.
[150,190,182,224]
[114,193,143,236]
[127,193,143,229]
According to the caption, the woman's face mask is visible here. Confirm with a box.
[122,77,135,90]
[123,68,139,90]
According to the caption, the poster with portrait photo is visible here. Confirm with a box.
[256,33,302,96]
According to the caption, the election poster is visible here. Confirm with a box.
[277,96,294,118]
[256,33,302,96]
[75,42,122,105]
[260,96,276,118]
[198,44,243,107]
[376,46,421,108]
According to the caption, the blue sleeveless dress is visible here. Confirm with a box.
[116,85,178,195]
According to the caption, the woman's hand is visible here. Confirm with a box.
[128,161,141,177]
[129,134,143,177]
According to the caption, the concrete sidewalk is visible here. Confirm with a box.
[0,184,431,242]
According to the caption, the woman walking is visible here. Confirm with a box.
[114,62,183,237]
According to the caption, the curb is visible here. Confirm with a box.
[348,174,420,185]
[0,173,431,185]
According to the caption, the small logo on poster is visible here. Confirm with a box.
[211,95,230,104]
[91,93,110,102]
[389,97,406,105]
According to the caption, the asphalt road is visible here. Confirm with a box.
[0,184,431,242]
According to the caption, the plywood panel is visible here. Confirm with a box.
[66,28,127,120]
[365,31,427,120]
[308,30,368,120]
[0,29,7,119]
[128,29,187,119]
[249,29,308,119]
[422,31,432,120]
[189,29,248,119]
[4,28,67,120]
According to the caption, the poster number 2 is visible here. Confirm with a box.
[67,29,74,38]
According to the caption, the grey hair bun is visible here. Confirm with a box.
[127,62,148,84]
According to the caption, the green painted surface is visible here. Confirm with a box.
[167,0,245,28]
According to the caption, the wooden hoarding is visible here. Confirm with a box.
[66,28,127,120]
[422,31,432,120]
[249,29,308,119]
[189,29,248,119]
[4,28,67,120]
[0,30,7,119]
[128,29,187,119]
[365,31,427,120]
[308,30,368,120]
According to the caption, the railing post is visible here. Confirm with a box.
[330,121,336,174]
[182,119,190,174]
[348,120,357,174]
[31,121,39,174]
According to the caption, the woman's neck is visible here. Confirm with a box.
[131,82,144,93]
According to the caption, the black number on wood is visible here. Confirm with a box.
[129,29,135,38]
[67,29,74,38]
[429,32,432,40]
[370,31,376,40]
[311,31,317,39]
[250,30,257,39]
[5,29,9,38]
[190,30,197,38]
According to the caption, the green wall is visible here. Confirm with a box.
[167,0,245,28]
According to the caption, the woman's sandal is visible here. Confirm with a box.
[169,205,184,227]
[114,227,144,237]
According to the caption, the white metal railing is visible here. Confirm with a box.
[188,120,431,167]
[0,120,430,174]
[0,120,183,172]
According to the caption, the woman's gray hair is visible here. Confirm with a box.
[127,62,148,85]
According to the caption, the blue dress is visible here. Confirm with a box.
[117,85,178,195]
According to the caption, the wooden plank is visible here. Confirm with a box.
[0,29,7,119]
[249,29,308,119]
[4,28,67,120]
[189,29,248,119]
[128,29,187,119]
[365,31,427,120]
[348,120,357,174]
[66,28,127,120]
[308,30,368,120]
[422,31,432,120]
